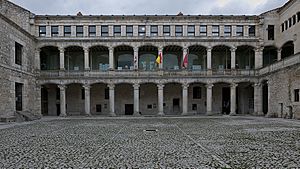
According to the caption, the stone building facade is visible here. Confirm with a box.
[0,0,300,119]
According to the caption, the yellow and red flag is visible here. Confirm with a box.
[156,52,162,64]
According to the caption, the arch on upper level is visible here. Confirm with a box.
[281,41,294,59]
[40,46,60,70]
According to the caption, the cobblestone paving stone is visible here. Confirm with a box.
[0,117,300,168]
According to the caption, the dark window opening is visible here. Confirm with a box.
[200,25,207,36]
[147,104,153,109]
[193,87,202,99]
[192,104,197,111]
[51,26,59,37]
[138,25,146,36]
[104,88,109,100]
[295,89,300,102]
[151,25,158,36]
[289,18,292,28]
[163,25,170,36]
[285,21,288,30]
[175,25,183,36]
[212,25,219,36]
[187,25,195,36]
[39,26,46,37]
[126,26,133,36]
[281,23,285,32]
[236,25,243,36]
[249,25,255,36]
[76,26,83,37]
[15,83,23,111]
[81,88,85,100]
[293,15,296,25]
[15,42,22,65]
[56,87,60,100]
[268,25,275,40]
[224,25,231,37]
[298,12,300,22]
[101,25,109,37]
[114,25,121,36]
[64,26,71,36]
[96,104,102,112]
[89,25,96,36]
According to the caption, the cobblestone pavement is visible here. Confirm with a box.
[0,116,300,168]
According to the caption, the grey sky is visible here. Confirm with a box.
[10,0,288,15]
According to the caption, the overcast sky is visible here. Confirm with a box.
[10,0,288,15]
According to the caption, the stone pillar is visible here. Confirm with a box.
[266,81,271,117]
[59,47,65,70]
[254,83,263,115]
[158,47,163,69]
[84,47,90,70]
[255,47,263,69]
[35,48,41,70]
[182,83,189,115]
[58,85,67,117]
[109,47,114,70]
[230,47,236,69]
[230,83,238,116]
[133,84,140,116]
[108,84,116,116]
[207,47,212,70]
[157,84,165,116]
[83,84,91,116]
[134,47,139,70]
[206,84,214,115]
[277,49,282,61]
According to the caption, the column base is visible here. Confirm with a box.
[109,112,117,117]
[229,113,237,116]
[256,112,264,116]
[181,112,189,116]
[206,111,213,116]
[85,113,92,117]
[59,114,67,117]
[158,112,165,116]
[133,112,141,116]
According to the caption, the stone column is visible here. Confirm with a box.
[206,84,214,115]
[58,85,67,117]
[230,83,238,116]
[255,47,263,69]
[182,83,189,115]
[35,48,41,70]
[207,47,212,70]
[84,47,90,70]
[133,84,140,116]
[157,84,165,116]
[254,83,263,115]
[109,47,114,70]
[266,81,271,117]
[83,84,91,116]
[230,47,236,69]
[59,47,65,70]
[108,84,116,116]
[158,47,163,69]
[134,47,139,70]
[277,49,282,61]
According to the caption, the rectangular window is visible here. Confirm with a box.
[51,26,58,37]
[224,25,231,37]
[236,25,244,36]
[212,25,219,36]
[193,87,201,99]
[151,25,158,36]
[76,26,83,37]
[192,104,197,111]
[298,12,300,22]
[295,89,300,102]
[64,26,71,37]
[15,83,23,111]
[289,18,292,28]
[15,42,22,65]
[268,25,275,40]
[101,25,109,37]
[281,23,285,32]
[104,88,109,100]
[249,25,256,36]
[138,25,146,36]
[293,15,296,25]
[163,25,170,36]
[126,25,133,36]
[114,25,121,36]
[175,25,183,36]
[81,88,85,100]
[285,21,288,30]
[96,104,102,112]
[187,25,195,36]
[39,26,46,37]
[200,25,207,36]
[89,25,96,36]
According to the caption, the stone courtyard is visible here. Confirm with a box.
[0,116,300,168]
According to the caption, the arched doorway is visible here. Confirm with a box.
[139,83,158,115]
[115,83,134,115]
[281,41,294,59]
[164,83,182,115]
[40,46,59,70]
[41,84,60,116]
[188,83,206,114]
[237,82,254,114]
[90,83,109,115]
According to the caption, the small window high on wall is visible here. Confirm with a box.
[268,25,274,40]
[15,42,22,65]
[295,89,299,102]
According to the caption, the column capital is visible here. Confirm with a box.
[133,83,140,90]
[59,47,65,52]
[58,84,67,90]
[206,83,214,89]
[36,48,41,52]
[230,83,238,88]
[108,83,115,89]
[157,84,165,90]
[182,83,189,89]
[158,47,163,51]
[277,48,282,52]
[255,47,264,52]
[133,47,139,51]
[230,47,237,52]
[254,82,262,87]
[82,84,91,90]
[207,46,212,51]
[83,47,89,52]
[109,47,114,51]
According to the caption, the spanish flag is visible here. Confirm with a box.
[156,52,162,64]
